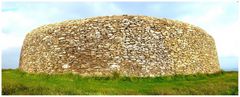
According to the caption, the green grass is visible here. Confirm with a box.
[2,69,238,95]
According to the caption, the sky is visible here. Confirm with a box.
[0,1,239,71]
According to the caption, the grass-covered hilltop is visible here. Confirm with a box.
[2,69,238,95]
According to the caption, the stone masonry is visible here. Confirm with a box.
[19,15,221,77]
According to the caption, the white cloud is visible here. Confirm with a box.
[199,7,224,23]
[90,3,123,16]
[179,5,239,57]
[180,6,224,27]
[0,11,35,50]
[2,11,37,34]
[0,33,24,50]
[208,22,239,56]
[0,6,64,50]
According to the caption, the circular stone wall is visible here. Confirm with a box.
[19,15,220,77]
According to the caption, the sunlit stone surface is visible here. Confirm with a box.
[19,15,220,77]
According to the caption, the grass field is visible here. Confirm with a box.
[2,69,238,95]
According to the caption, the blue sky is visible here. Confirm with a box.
[1,1,239,71]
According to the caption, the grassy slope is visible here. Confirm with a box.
[2,69,238,95]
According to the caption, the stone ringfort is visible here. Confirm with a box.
[19,15,220,77]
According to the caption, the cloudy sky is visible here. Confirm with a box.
[1,1,239,70]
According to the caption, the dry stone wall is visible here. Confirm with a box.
[19,15,220,77]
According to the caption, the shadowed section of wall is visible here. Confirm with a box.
[19,15,220,77]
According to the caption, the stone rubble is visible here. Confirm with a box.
[19,15,220,77]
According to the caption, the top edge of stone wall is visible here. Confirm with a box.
[28,15,213,39]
